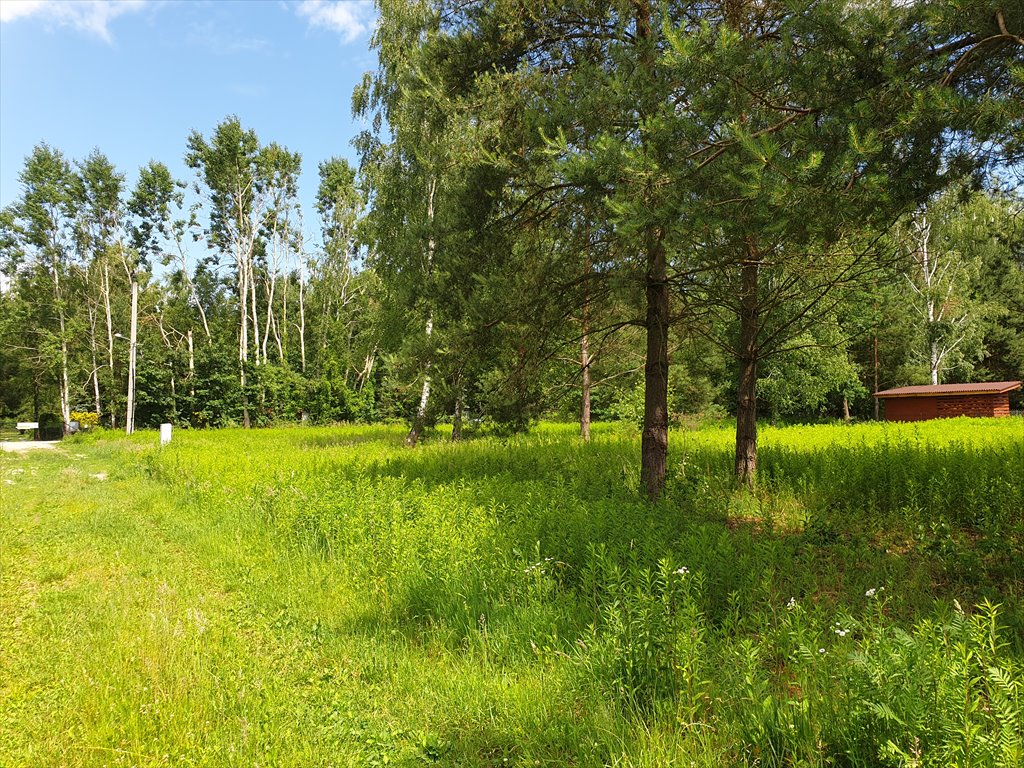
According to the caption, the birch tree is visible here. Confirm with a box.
[314,157,366,381]
[259,144,302,366]
[186,117,273,428]
[354,0,451,446]
[74,150,125,425]
[903,190,992,385]
[3,145,81,433]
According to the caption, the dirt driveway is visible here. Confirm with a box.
[0,441,60,453]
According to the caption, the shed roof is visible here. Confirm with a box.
[874,381,1022,398]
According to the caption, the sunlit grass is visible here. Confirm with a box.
[2,418,1021,765]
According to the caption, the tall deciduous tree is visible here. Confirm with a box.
[186,117,273,428]
[74,150,126,424]
[313,157,371,385]
[2,145,81,433]
[354,0,456,446]
[258,143,302,366]
[127,161,186,432]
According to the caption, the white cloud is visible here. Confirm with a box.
[295,0,373,43]
[0,0,47,22]
[0,0,147,43]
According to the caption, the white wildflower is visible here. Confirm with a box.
[786,597,797,610]
[675,566,689,576]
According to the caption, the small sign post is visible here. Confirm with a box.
[160,423,172,447]
[16,422,39,441]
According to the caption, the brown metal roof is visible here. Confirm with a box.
[874,381,1022,398]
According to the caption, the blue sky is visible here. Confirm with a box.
[1,0,377,242]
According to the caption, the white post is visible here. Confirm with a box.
[160,423,172,447]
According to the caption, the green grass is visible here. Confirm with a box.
[1,418,1022,766]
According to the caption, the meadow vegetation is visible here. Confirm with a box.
[2,419,1022,766]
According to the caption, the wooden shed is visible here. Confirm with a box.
[874,381,1022,421]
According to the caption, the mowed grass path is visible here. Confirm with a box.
[0,439,485,767]
[2,421,1022,766]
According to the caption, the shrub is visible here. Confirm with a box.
[69,411,100,429]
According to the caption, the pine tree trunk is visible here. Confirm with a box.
[735,256,760,488]
[636,0,670,501]
[581,315,592,442]
[641,228,669,501]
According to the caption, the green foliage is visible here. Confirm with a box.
[304,361,377,424]
[577,553,707,714]
[758,329,867,420]
[838,601,1024,767]
[249,363,307,424]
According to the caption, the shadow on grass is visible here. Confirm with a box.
[319,433,1024,649]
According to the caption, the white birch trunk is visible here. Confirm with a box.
[175,238,211,342]
[298,262,307,374]
[415,315,434,419]
[262,219,280,364]
[102,263,117,426]
[908,212,970,388]
[51,260,72,434]
[281,236,289,364]
[126,278,139,435]
[87,298,102,418]
[406,177,437,447]
[60,335,71,435]
[236,230,251,427]
[358,352,375,392]
[187,328,196,402]
[249,258,260,366]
